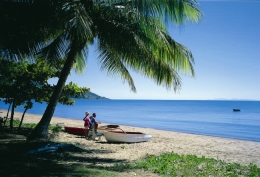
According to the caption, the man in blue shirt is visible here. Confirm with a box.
[89,113,101,129]
[89,113,102,138]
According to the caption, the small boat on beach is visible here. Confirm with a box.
[64,126,85,135]
[64,124,120,136]
[103,129,152,143]
[233,109,241,112]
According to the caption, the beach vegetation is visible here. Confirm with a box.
[0,59,89,129]
[11,119,37,129]
[132,152,260,176]
[2,119,63,139]
[0,0,202,140]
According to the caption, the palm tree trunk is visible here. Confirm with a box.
[27,42,79,140]
[3,102,12,126]
[10,101,15,130]
[18,107,28,131]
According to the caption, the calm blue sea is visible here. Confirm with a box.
[1,100,260,142]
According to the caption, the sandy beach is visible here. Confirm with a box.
[2,111,260,167]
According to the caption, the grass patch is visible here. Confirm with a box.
[132,152,260,176]
[6,119,62,130]
[1,119,63,139]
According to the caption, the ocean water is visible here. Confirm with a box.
[1,100,260,142]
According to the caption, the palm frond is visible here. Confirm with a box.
[97,46,137,92]
[92,0,200,91]
[0,0,64,61]
[103,0,202,25]
[73,47,88,74]
[61,0,93,46]
[37,33,68,66]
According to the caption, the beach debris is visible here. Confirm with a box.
[128,171,136,176]
[25,143,77,155]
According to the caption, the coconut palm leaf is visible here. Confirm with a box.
[0,0,62,60]
[98,47,137,92]
[93,7,189,91]
[37,34,69,66]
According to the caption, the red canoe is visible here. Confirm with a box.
[64,126,86,135]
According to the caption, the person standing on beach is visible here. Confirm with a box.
[90,113,101,132]
[83,111,91,137]
[83,111,91,128]
[89,113,103,139]
[89,113,101,131]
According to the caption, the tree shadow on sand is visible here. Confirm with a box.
[0,134,131,177]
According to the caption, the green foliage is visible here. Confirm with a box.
[5,119,63,132]
[3,119,63,140]
[60,82,90,105]
[0,0,62,58]
[49,124,63,132]
[132,152,260,176]
[9,119,37,129]
[0,59,90,107]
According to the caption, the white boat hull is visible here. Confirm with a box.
[103,130,152,143]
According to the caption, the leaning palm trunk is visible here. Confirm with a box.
[3,102,12,126]
[18,107,28,131]
[27,42,80,140]
[10,100,15,130]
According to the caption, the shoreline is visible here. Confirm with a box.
[1,110,260,167]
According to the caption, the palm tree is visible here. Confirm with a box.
[0,0,61,60]
[1,0,202,140]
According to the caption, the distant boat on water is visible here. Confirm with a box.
[233,109,241,112]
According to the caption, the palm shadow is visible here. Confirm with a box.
[0,134,132,177]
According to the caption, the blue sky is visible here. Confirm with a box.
[59,1,260,100]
